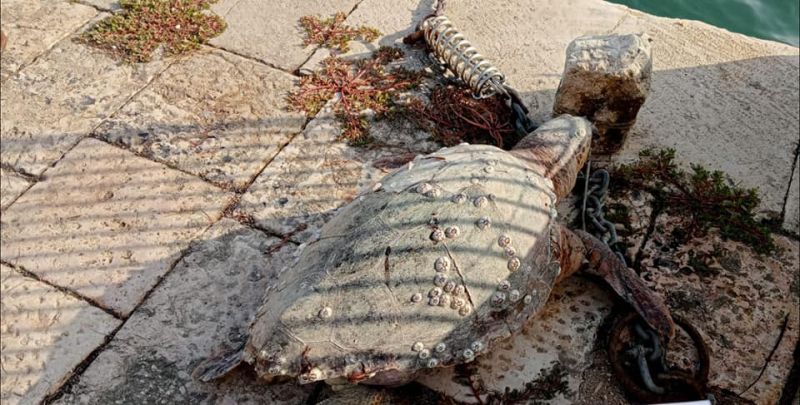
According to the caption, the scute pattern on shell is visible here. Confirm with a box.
[243,144,560,385]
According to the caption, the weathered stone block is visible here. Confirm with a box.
[55,219,312,404]
[0,138,232,316]
[554,33,653,154]
[0,0,97,82]
[0,36,167,176]
[209,0,359,72]
[97,48,305,190]
[1,264,120,405]
[637,215,799,404]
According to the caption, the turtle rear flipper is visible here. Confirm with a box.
[569,229,676,341]
[192,344,245,382]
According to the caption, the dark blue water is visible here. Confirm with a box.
[607,0,800,46]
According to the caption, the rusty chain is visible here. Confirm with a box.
[577,164,713,403]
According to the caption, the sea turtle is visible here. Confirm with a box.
[195,114,674,388]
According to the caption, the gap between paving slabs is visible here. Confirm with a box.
[0,0,98,82]
[50,219,316,405]
[0,138,234,318]
[0,13,171,179]
[0,264,121,405]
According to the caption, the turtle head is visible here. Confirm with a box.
[511,115,592,200]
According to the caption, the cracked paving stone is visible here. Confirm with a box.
[209,0,360,72]
[0,168,31,210]
[55,219,313,405]
[97,47,305,190]
[0,0,97,82]
[0,22,168,177]
[417,276,614,404]
[235,102,438,242]
[0,264,120,405]
[0,138,232,317]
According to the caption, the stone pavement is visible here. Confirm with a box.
[0,0,798,404]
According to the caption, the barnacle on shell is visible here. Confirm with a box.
[476,216,491,230]
[434,256,450,272]
[497,234,511,248]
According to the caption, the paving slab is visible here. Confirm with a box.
[56,219,313,404]
[637,216,800,404]
[0,138,232,317]
[0,0,97,82]
[235,102,438,242]
[784,154,800,234]
[0,26,167,177]
[0,264,120,405]
[209,0,359,72]
[97,48,305,190]
[417,276,614,404]
[0,168,31,210]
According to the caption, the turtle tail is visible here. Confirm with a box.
[192,342,246,382]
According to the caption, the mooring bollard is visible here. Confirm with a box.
[554,33,653,155]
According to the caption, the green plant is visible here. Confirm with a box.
[79,0,226,63]
[615,148,774,253]
[287,47,423,144]
[299,12,380,52]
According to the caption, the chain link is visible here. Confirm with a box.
[577,162,625,262]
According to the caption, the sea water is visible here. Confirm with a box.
[607,0,800,46]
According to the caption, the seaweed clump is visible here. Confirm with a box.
[615,148,774,253]
[407,85,521,149]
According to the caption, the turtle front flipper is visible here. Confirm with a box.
[558,228,676,341]
[192,343,245,382]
